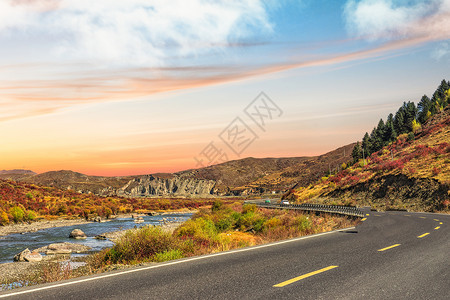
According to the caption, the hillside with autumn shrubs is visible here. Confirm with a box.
[88,202,356,268]
[286,80,450,212]
[0,180,217,226]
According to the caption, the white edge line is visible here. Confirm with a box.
[0,226,355,298]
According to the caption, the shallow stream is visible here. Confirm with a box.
[0,213,192,263]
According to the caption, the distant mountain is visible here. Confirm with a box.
[0,169,36,181]
[13,144,354,197]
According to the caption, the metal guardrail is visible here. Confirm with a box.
[256,203,365,218]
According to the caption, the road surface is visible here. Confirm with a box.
[1,210,448,299]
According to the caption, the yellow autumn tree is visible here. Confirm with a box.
[411,119,421,133]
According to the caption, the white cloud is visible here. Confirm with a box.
[344,0,449,40]
[0,0,272,66]
[432,42,450,60]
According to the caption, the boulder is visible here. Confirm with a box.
[24,251,42,262]
[93,216,102,223]
[13,248,31,262]
[69,229,87,239]
[94,235,107,240]
[34,242,91,254]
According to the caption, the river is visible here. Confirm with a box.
[0,213,193,264]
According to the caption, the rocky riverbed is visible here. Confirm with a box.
[0,215,191,289]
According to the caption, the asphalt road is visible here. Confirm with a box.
[1,210,448,300]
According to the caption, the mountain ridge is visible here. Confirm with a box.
[7,144,354,197]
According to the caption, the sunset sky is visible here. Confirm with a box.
[1,0,449,176]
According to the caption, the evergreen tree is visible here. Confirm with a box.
[384,113,397,142]
[404,101,417,132]
[369,127,383,153]
[376,118,386,144]
[352,142,362,163]
[394,106,406,135]
[417,95,432,124]
[362,132,371,157]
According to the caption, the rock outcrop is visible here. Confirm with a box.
[13,248,42,262]
[115,175,218,197]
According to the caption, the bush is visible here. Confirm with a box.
[211,201,223,212]
[104,226,178,264]
[9,206,25,223]
[153,249,184,262]
[0,209,9,225]
[295,215,311,232]
[25,210,36,221]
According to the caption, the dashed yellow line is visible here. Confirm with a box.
[435,226,440,230]
[418,233,430,238]
[273,266,338,287]
[439,222,443,225]
[374,215,381,217]
[378,244,401,252]
[419,217,426,219]
[361,218,367,221]
[404,214,411,217]
[366,214,370,216]
[433,219,439,221]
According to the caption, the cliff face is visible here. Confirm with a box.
[111,175,218,197]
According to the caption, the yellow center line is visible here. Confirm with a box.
[366,214,370,216]
[434,226,440,230]
[433,219,439,221]
[361,218,367,221]
[404,215,411,216]
[418,233,430,238]
[378,244,401,252]
[273,266,338,287]
[439,222,443,225]
[419,217,426,219]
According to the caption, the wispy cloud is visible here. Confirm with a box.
[0,0,272,65]
[0,34,443,122]
[1,0,449,123]
[344,0,450,42]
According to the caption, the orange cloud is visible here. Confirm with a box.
[1,14,449,123]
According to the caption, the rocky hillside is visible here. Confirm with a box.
[285,107,450,212]
[10,144,354,197]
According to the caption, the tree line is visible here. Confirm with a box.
[352,79,450,162]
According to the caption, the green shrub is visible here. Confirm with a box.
[295,215,312,232]
[176,218,217,241]
[25,210,36,221]
[211,201,223,212]
[153,250,184,262]
[104,226,178,264]
[9,206,25,223]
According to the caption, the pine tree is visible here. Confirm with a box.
[404,101,417,132]
[352,142,362,163]
[417,95,432,124]
[369,127,383,153]
[394,107,406,135]
[384,113,397,142]
[362,132,371,157]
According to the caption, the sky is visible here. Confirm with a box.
[0,0,449,176]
